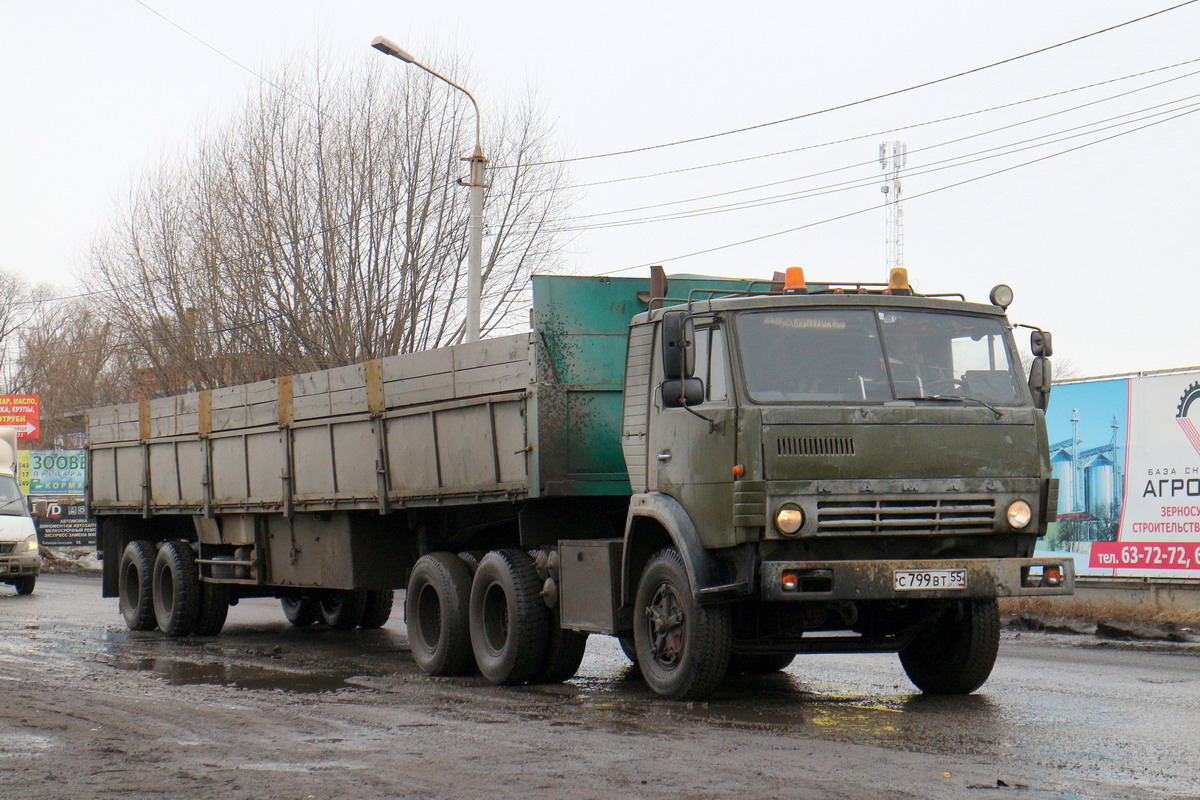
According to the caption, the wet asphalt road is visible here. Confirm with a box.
[2,574,1198,799]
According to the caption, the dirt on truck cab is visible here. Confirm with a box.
[87,266,1072,700]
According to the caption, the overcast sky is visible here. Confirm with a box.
[2,0,1197,377]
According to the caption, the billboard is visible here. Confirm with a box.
[1044,367,1200,576]
[0,395,40,439]
[35,498,97,548]
[27,450,87,495]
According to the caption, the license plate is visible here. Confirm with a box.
[894,569,967,591]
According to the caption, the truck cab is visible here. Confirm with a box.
[615,269,1071,697]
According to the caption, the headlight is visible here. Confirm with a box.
[775,503,805,536]
[22,534,38,552]
[1006,500,1032,529]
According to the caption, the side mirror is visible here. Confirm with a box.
[1030,330,1053,357]
[1028,356,1052,411]
[660,310,695,380]
[662,378,704,408]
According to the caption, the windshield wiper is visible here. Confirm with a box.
[894,395,1003,419]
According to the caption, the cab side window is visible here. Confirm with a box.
[692,325,728,404]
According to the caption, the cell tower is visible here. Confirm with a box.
[879,140,907,271]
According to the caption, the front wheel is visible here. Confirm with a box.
[633,548,731,700]
[899,599,1000,694]
[12,575,36,595]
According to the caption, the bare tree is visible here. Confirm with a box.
[8,298,131,446]
[88,50,569,395]
[0,269,50,382]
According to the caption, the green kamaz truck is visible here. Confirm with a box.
[88,267,1071,699]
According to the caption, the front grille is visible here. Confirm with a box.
[816,497,996,535]
[0,542,14,555]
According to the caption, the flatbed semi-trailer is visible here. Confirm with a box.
[89,268,1073,698]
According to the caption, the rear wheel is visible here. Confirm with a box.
[535,611,589,684]
[281,596,319,626]
[153,541,200,637]
[319,590,367,630]
[469,549,548,685]
[118,540,157,631]
[406,553,475,676]
[12,575,36,595]
[359,589,394,629]
[633,548,731,700]
[899,599,1000,694]
[193,582,230,636]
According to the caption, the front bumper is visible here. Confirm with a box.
[0,552,41,579]
[760,557,1074,601]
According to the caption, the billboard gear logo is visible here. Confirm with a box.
[1178,382,1200,456]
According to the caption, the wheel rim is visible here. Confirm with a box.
[322,595,342,616]
[481,581,509,655]
[645,581,685,669]
[416,584,442,650]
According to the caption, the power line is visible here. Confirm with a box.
[564,94,1200,232]
[498,0,1200,170]
[599,103,1200,275]
[563,56,1200,190]
[566,68,1200,222]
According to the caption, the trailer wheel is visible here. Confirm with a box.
[118,540,157,631]
[406,553,475,676]
[12,575,36,595]
[534,611,589,684]
[319,590,367,630]
[899,599,1000,695]
[153,541,200,637]
[359,589,394,629]
[469,549,548,685]
[281,596,319,626]
[633,548,731,700]
[194,582,230,636]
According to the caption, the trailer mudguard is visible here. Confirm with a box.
[620,492,756,612]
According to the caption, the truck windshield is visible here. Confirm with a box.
[736,308,1024,404]
[0,476,28,517]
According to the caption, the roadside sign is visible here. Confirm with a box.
[0,395,40,439]
[35,497,97,547]
[28,450,87,494]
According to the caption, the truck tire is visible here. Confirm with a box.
[406,552,475,676]
[319,590,367,630]
[633,548,732,700]
[359,589,394,629]
[12,575,36,595]
[153,541,200,637]
[535,611,589,684]
[119,540,157,631]
[194,582,230,636]
[457,551,485,576]
[469,549,548,685]
[899,599,1000,695]
[281,596,319,626]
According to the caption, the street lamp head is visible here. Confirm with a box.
[370,36,416,63]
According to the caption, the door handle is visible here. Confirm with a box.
[657,450,672,463]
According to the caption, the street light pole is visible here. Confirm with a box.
[370,36,486,343]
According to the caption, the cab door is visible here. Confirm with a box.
[648,320,739,548]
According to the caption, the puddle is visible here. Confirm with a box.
[111,657,369,693]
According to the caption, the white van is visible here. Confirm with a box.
[0,428,39,595]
